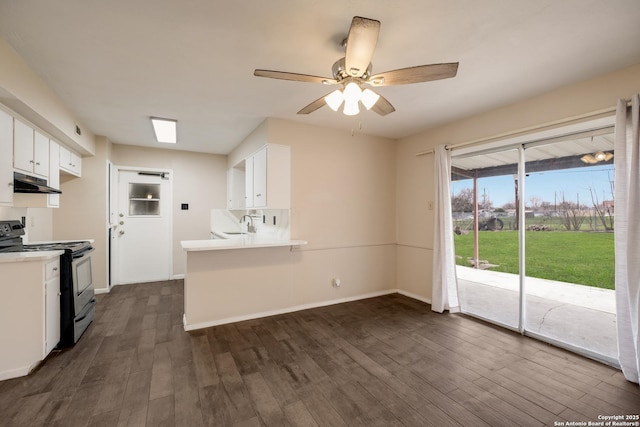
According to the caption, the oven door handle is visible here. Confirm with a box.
[73,247,95,259]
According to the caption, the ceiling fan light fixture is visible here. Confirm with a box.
[343,100,360,116]
[361,88,380,110]
[325,89,344,111]
[343,82,362,103]
[594,151,607,161]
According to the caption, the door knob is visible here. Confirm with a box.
[119,213,124,217]
[119,230,125,236]
[119,221,124,225]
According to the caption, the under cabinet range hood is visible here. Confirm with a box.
[13,172,62,194]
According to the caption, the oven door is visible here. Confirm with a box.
[72,248,95,311]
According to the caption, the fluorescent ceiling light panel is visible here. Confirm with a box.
[151,117,177,143]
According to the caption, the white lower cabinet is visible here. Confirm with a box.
[0,255,61,380]
[44,259,61,355]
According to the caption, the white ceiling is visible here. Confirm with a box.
[1,0,639,155]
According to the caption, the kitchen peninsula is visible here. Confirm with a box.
[181,236,307,330]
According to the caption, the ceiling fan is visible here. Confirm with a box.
[254,16,459,116]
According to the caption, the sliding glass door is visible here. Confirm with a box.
[524,134,616,362]
[450,126,617,363]
[452,148,522,330]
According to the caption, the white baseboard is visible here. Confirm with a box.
[184,289,398,331]
[0,361,37,381]
[397,289,432,305]
[94,287,110,294]
[172,274,185,280]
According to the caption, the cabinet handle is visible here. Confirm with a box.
[36,162,41,166]
[30,160,35,164]
[53,267,58,271]
[256,193,262,197]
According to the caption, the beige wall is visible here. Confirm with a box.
[0,38,95,155]
[53,137,110,290]
[227,118,398,306]
[395,62,640,302]
[111,144,227,279]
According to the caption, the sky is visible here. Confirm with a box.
[451,164,615,209]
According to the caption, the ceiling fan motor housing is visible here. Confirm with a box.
[332,58,373,82]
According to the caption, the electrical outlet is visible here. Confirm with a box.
[333,278,341,287]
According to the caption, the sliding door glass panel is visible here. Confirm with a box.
[451,148,521,329]
[523,134,616,360]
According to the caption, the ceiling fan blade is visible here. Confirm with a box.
[367,62,459,86]
[297,95,328,114]
[344,16,380,78]
[371,94,395,116]
[254,69,337,85]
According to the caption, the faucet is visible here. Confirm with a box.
[240,215,256,233]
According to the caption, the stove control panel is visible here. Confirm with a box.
[0,221,25,238]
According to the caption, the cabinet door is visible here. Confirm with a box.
[33,130,50,178]
[245,155,254,208]
[59,145,71,170]
[59,145,82,176]
[45,261,61,355]
[48,141,60,207]
[0,109,13,205]
[252,147,267,208]
[69,151,81,176]
[13,119,34,173]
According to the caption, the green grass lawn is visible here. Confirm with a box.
[453,231,615,289]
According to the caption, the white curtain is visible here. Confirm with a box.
[615,93,640,384]
[432,145,460,313]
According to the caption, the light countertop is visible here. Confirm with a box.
[0,250,64,263]
[181,236,307,252]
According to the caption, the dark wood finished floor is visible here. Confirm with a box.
[1,280,638,426]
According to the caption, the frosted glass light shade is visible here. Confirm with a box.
[343,82,362,104]
[361,89,380,110]
[343,100,360,116]
[325,90,344,111]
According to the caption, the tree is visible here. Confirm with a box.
[451,188,474,212]
[560,193,586,231]
[589,186,614,231]
[529,196,542,211]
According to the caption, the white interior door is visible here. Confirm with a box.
[114,168,172,284]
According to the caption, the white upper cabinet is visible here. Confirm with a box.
[48,140,60,208]
[241,144,291,210]
[13,119,49,178]
[227,167,245,209]
[14,119,35,173]
[252,146,267,208]
[245,155,255,208]
[33,130,50,177]
[0,109,13,206]
[59,145,82,177]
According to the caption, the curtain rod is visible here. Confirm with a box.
[415,99,631,157]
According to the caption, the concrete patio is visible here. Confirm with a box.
[456,266,618,363]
